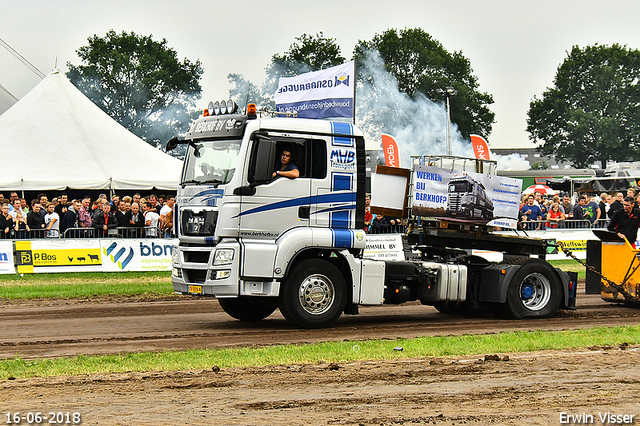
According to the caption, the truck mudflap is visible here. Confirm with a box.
[479,259,574,318]
[558,269,578,310]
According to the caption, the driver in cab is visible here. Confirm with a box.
[272,148,299,179]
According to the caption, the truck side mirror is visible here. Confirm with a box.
[253,138,276,183]
[165,136,179,151]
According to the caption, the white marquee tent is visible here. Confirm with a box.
[0,82,17,116]
[0,70,182,191]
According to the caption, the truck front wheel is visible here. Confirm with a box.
[218,297,277,322]
[279,259,347,328]
[503,260,562,319]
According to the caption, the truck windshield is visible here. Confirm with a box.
[182,140,242,185]
[449,181,471,193]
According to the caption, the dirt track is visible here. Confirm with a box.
[1,290,640,424]
[1,290,639,360]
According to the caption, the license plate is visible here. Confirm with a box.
[188,285,203,294]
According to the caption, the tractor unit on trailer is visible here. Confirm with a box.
[166,101,577,329]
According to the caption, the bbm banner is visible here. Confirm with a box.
[100,239,176,272]
[411,164,522,229]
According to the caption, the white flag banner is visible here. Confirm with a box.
[274,61,355,119]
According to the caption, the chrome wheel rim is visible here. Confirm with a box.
[298,274,335,315]
[519,272,551,311]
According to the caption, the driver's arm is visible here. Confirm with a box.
[273,168,299,179]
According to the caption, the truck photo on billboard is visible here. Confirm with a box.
[411,164,522,229]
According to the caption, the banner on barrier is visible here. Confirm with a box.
[0,240,15,274]
[13,239,177,273]
[15,240,102,273]
[101,239,175,272]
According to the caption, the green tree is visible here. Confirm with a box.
[265,32,345,94]
[67,30,203,147]
[530,161,549,170]
[527,44,640,169]
[228,33,345,111]
[354,28,495,139]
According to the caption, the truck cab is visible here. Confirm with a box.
[169,104,371,327]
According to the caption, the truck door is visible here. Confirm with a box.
[238,135,311,239]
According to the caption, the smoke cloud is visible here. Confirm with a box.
[355,50,473,168]
[493,153,531,171]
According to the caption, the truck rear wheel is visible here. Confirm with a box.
[503,259,562,319]
[279,259,347,329]
[218,298,277,322]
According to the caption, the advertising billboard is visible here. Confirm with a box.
[411,164,522,229]
[13,239,176,273]
[0,240,15,274]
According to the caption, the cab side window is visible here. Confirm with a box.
[272,138,326,179]
[247,136,326,180]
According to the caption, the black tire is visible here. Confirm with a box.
[218,297,277,322]
[279,259,347,328]
[503,259,562,319]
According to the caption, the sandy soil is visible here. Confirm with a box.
[2,347,638,425]
[1,285,639,425]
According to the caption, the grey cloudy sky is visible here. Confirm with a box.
[2,0,640,149]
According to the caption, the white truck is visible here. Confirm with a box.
[446,174,494,220]
[166,102,577,328]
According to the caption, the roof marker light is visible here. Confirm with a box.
[247,103,257,119]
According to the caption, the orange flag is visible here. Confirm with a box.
[470,135,490,160]
[381,134,400,167]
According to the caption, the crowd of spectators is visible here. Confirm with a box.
[0,191,175,239]
[518,189,637,231]
[363,194,404,234]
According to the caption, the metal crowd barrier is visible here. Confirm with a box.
[0,228,48,239]
[364,218,613,234]
[520,218,609,231]
[0,226,174,240]
[62,226,163,239]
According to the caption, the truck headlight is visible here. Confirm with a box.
[211,270,231,280]
[172,245,179,264]
[213,248,234,265]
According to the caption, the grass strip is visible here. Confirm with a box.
[548,259,586,279]
[0,272,172,299]
[1,325,638,380]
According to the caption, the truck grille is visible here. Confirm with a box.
[181,209,217,236]
[184,269,207,284]
[184,251,210,264]
[448,194,462,211]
